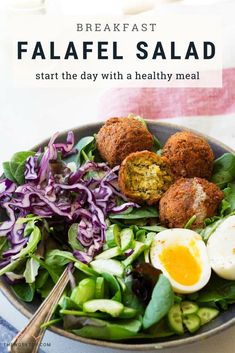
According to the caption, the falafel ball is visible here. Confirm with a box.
[159,177,224,229]
[162,131,214,179]
[118,150,173,205]
[96,117,153,167]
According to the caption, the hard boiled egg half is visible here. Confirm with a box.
[207,215,235,280]
[150,229,211,294]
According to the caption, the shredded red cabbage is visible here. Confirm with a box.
[0,132,139,265]
[0,179,16,199]
[125,249,134,257]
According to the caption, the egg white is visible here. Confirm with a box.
[150,229,211,294]
[207,215,235,280]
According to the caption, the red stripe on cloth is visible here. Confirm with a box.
[98,68,235,119]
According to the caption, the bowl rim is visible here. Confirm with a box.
[1,120,235,350]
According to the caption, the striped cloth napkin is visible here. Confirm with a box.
[0,316,17,353]
[98,1,235,120]
[98,68,235,119]
[0,316,45,353]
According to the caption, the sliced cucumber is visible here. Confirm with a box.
[120,228,134,251]
[95,277,105,299]
[197,307,219,325]
[90,259,124,277]
[142,232,156,263]
[74,261,98,276]
[83,299,124,317]
[95,246,122,260]
[181,301,199,315]
[168,304,184,335]
[136,229,146,243]
[105,224,121,248]
[122,241,146,267]
[145,232,156,246]
[71,278,96,305]
[183,314,201,333]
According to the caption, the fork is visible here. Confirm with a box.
[9,267,70,353]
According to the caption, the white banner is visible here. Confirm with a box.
[10,15,222,88]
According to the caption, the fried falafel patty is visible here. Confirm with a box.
[118,150,173,205]
[162,131,214,179]
[159,177,224,229]
[96,117,154,167]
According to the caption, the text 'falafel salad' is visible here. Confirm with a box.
[1,115,235,341]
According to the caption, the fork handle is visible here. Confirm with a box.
[9,267,70,353]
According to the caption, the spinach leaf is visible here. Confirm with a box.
[23,257,40,284]
[60,309,108,319]
[35,269,49,289]
[14,161,27,185]
[152,136,162,153]
[139,225,166,233]
[200,181,235,241]
[64,136,95,165]
[12,282,35,302]
[200,220,220,242]
[9,162,19,181]
[41,318,63,330]
[11,151,36,164]
[143,274,174,329]
[212,153,235,188]
[69,316,174,340]
[223,182,235,213]
[200,211,235,242]
[197,274,235,304]
[64,135,98,166]
[69,317,141,340]
[16,214,42,225]
[68,224,83,251]
[13,226,41,259]
[184,215,197,229]
[37,277,54,299]
[0,258,25,276]
[75,136,96,167]
[45,249,77,269]
[0,224,42,276]
[219,199,231,217]
[3,162,17,183]
[145,318,174,338]
[102,272,121,302]
[3,151,35,185]
[30,254,60,283]
[110,207,158,220]
[0,238,8,258]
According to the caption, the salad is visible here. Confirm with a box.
[0,117,235,342]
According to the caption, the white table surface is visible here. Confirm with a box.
[0,1,235,352]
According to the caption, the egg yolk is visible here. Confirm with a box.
[159,245,201,286]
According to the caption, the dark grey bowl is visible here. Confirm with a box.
[1,121,235,350]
